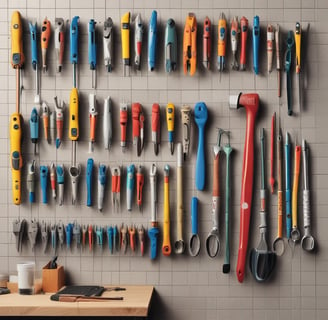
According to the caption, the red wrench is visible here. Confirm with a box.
[229,92,259,283]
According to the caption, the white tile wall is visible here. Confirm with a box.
[1,0,327,319]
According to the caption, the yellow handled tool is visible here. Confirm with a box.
[69,88,79,142]
[162,165,171,256]
[11,11,25,70]
[10,113,23,205]
[295,22,302,110]
[121,12,130,76]
[166,103,175,155]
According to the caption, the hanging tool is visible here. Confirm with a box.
[252,16,260,75]
[206,130,221,258]
[230,16,239,70]
[27,160,36,203]
[132,103,144,156]
[202,17,211,70]
[218,12,227,78]
[229,92,259,283]
[54,96,64,149]
[107,226,113,254]
[181,106,191,160]
[41,221,49,253]
[129,225,136,252]
[136,165,144,210]
[148,163,159,259]
[285,132,292,239]
[69,88,80,205]
[121,12,130,76]
[250,128,276,282]
[40,165,48,204]
[148,10,157,71]
[88,19,97,88]
[28,219,38,252]
[189,197,200,257]
[126,164,135,211]
[270,113,275,193]
[275,24,281,97]
[162,164,171,256]
[50,110,56,144]
[273,129,285,256]
[113,225,118,252]
[50,163,56,200]
[70,16,79,87]
[103,17,114,72]
[295,22,302,111]
[301,140,315,251]
[65,223,73,249]
[86,158,94,207]
[134,13,143,70]
[29,108,39,154]
[166,103,175,155]
[290,144,301,251]
[96,226,103,249]
[55,18,65,72]
[42,102,49,142]
[88,93,97,153]
[103,97,112,150]
[120,103,128,152]
[240,16,248,71]
[56,164,64,206]
[175,143,185,254]
[13,219,26,252]
[88,224,93,251]
[183,13,197,76]
[285,30,295,116]
[221,129,233,273]
[28,21,40,104]
[165,18,177,72]
[41,17,51,72]
[138,225,145,256]
[121,224,128,254]
[73,223,81,248]
[58,222,65,248]
[267,24,274,73]
[111,166,121,213]
[51,225,57,252]
[151,103,160,155]
[194,102,208,191]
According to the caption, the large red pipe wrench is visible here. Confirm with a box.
[229,92,259,283]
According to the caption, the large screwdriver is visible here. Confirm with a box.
[10,11,25,205]
[295,22,302,111]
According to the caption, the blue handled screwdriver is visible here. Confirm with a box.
[148,10,157,71]
[29,108,39,154]
[86,158,94,207]
[252,16,260,75]
[70,16,79,88]
[88,19,97,88]
[40,165,48,204]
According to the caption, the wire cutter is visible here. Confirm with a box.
[132,103,144,156]
[165,18,177,72]
[183,13,197,76]
[111,166,121,213]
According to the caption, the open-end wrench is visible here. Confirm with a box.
[301,139,315,251]
[194,102,208,191]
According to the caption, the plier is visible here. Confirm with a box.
[132,103,144,156]
[111,166,121,213]
[183,13,197,76]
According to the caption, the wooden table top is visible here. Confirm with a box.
[0,285,154,317]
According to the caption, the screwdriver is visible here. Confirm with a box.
[70,16,79,88]
[88,93,97,153]
[29,108,39,154]
[41,17,51,72]
[10,11,25,205]
[218,12,227,79]
[88,19,97,89]
[55,18,65,72]
[240,16,248,71]
[151,103,160,155]
[166,103,175,155]
[252,16,260,75]
[295,22,302,110]
[121,12,130,76]
[28,21,40,104]
[275,25,281,97]
[267,24,274,73]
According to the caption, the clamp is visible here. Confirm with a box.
[165,18,177,72]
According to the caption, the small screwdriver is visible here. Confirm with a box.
[29,108,39,154]
[166,103,175,155]
[88,19,97,89]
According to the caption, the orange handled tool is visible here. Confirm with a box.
[151,103,160,155]
[120,103,128,152]
[217,12,227,74]
[88,93,97,153]
[240,16,248,71]
[136,165,144,210]
[183,13,197,76]
[202,16,211,70]
[41,17,51,72]
[162,165,171,256]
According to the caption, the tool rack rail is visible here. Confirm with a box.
[0,285,154,319]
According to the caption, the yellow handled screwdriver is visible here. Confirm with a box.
[166,103,175,155]
[295,22,302,111]
[10,11,25,205]
[121,12,130,76]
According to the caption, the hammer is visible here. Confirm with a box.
[229,92,259,283]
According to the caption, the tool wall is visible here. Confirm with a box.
[2,0,328,319]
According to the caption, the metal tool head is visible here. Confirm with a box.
[249,248,276,282]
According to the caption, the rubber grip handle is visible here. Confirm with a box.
[86,158,94,207]
[277,191,283,238]
[88,19,97,68]
[240,17,248,68]
[191,197,198,235]
[121,12,130,61]
[148,10,157,71]
[40,166,48,204]
[196,124,205,190]
[162,175,171,256]
[148,227,159,260]
[252,16,260,74]
[70,16,79,64]
[29,22,38,66]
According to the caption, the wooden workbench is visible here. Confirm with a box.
[0,285,154,318]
